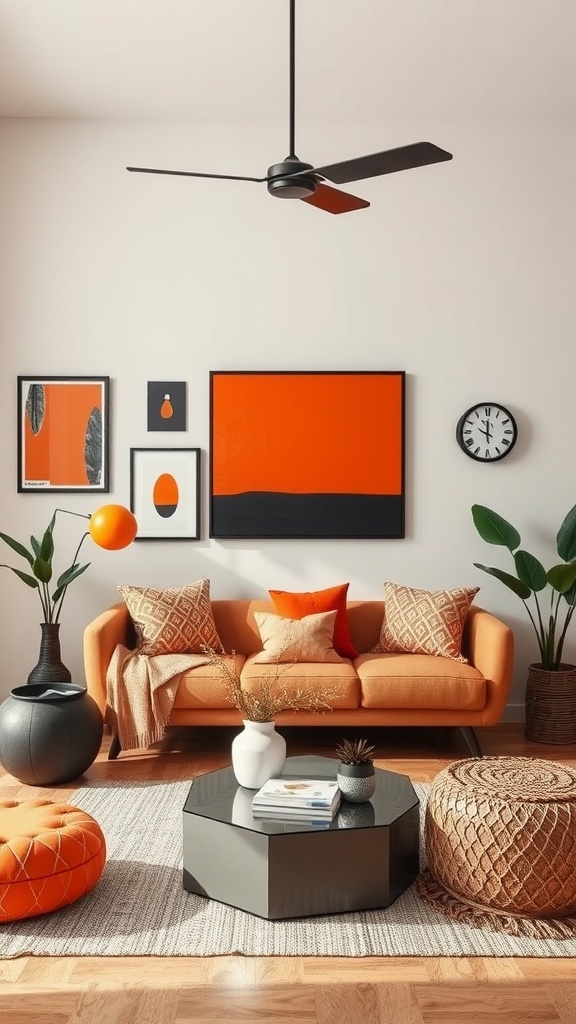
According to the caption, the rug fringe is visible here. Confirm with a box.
[416,869,576,940]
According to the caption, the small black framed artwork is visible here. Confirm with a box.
[210,371,405,539]
[147,381,187,431]
[130,447,201,540]
[17,376,109,492]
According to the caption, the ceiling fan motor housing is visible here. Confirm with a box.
[266,160,317,199]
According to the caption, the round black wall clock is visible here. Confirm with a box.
[456,403,518,462]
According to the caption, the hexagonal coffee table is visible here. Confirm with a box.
[182,754,419,920]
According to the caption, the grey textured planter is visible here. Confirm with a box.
[337,762,376,803]
[0,682,103,785]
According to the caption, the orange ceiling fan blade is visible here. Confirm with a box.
[301,183,370,215]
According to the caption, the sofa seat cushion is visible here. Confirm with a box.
[240,655,360,709]
[355,653,486,711]
[173,654,247,709]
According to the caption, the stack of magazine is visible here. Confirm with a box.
[251,777,341,821]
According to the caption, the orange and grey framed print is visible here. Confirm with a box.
[18,376,109,492]
[147,381,187,431]
[130,448,201,540]
[210,371,405,539]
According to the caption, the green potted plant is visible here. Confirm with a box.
[0,505,137,684]
[335,737,377,803]
[471,502,576,743]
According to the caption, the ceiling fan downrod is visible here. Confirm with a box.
[266,0,317,200]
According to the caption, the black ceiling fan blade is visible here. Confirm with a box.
[306,142,453,185]
[301,183,369,215]
[126,166,266,183]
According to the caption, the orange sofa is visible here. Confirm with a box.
[83,599,514,758]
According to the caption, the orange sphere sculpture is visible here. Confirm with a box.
[88,504,137,550]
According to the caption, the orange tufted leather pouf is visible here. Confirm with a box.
[0,798,106,922]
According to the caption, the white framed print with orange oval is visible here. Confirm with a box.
[130,448,200,540]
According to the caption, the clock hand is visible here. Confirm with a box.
[480,419,493,442]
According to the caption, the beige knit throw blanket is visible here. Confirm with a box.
[105,644,212,751]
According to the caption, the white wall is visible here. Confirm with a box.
[1,117,575,715]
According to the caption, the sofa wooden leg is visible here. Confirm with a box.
[108,734,122,760]
[459,726,482,757]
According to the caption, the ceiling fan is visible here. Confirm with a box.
[127,0,453,215]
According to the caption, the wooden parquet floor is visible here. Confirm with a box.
[1,723,575,1024]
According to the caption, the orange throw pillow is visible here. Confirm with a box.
[269,583,358,659]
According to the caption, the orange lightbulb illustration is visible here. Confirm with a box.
[160,394,173,419]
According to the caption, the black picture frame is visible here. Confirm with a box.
[17,375,110,492]
[210,371,405,539]
[147,381,187,431]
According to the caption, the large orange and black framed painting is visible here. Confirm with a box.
[18,376,109,492]
[210,371,405,539]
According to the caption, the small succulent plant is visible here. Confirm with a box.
[335,737,376,765]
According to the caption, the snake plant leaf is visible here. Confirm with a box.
[514,550,547,592]
[0,565,40,589]
[39,526,54,562]
[547,561,576,593]
[33,556,52,584]
[473,562,532,599]
[0,532,34,566]
[52,563,90,601]
[556,503,576,562]
[471,505,521,551]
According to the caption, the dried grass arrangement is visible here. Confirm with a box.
[203,648,338,723]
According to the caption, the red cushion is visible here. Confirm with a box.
[269,584,358,659]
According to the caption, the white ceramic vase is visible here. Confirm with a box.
[231,719,286,789]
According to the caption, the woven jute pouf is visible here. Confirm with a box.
[0,798,106,922]
[417,756,576,938]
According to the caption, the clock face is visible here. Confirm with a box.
[456,403,518,462]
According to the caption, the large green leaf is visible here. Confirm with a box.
[55,562,90,589]
[0,564,40,589]
[514,550,547,592]
[33,556,52,584]
[0,532,34,566]
[52,562,90,601]
[548,561,576,594]
[39,526,54,562]
[473,562,532,599]
[557,503,576,561]
[471,505,521,550]
[30,535,41,558]
[563,579,576,607]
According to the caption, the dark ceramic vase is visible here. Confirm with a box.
[337,761,377,803]
[0,682,103,785]
[27,622,72,685]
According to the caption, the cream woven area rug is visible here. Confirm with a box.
[2,778,576,958]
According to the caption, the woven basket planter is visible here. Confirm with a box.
[524,663,576,745]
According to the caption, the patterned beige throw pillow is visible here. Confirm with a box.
[373,582,479,662]
[117,579,224,656]
[253,610,344,664]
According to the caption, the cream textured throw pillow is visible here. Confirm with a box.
[117,579,224,656]
[253,610,344,664]
[373,582,479,662]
